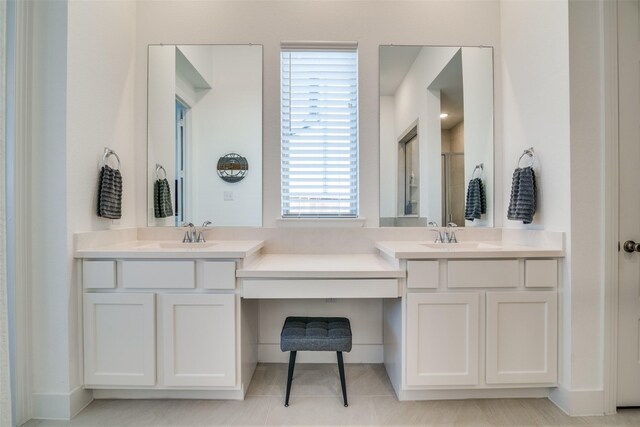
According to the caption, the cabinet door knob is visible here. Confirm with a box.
[623,240,640,253]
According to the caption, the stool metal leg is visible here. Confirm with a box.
[285,351,297,407]
[337,351,348,407]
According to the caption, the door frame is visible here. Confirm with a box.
[603,0,620,415]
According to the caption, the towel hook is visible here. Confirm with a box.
[471,163,483,179]
[101,147,121,170]
[155,163,167,180]
[517,147,535,168]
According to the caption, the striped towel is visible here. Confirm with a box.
[97,165,122,219]
[507,166,537,224]
[154,178,174,218]
[464,178,486,221]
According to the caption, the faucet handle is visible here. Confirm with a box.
[446,223,459,243]
[197,221,211,243]
[182,223,196,243]
[427,221,439,228]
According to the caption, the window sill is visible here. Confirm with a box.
[275,218,366,228]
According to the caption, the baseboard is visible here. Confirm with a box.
[92,389,244,400]
[549,385,605,416]
[32,386,93,420]
[397,387,551,401]
[258,344,383,363]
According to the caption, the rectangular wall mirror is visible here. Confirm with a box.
[147,44,263,227]
[379,45,494,227]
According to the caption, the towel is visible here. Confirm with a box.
[97,165,122,219]
[464,178,486,221]
[154,178,174,218]
[507,166,537,224]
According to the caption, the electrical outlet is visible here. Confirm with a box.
[223,191,233,201]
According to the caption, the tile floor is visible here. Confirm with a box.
[23,363,640,426]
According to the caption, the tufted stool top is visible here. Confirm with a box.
[280,317,352,352]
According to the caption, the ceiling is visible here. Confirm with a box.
[379,46,422,96]
[380,46,464,130]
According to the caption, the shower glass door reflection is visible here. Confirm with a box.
[442,153,465,225]
[403,135,419,216]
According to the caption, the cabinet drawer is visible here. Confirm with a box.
[407,261,439,289]
[202,261,236,289]
[448,260,519,288]
[121,260,195,289]
[525,260,558,288]
[242,279,399,299]
[83,260,116,289]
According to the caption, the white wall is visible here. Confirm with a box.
[30,2,71,418]
[190,45,262,227]
[500,0,606,416]
[134,0,503,227]
[462,47,494,227]
[27,0,137,419]
[566,0,604,394]
[147,46,176,227]
[379,95,396,218]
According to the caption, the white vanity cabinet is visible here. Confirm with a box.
[485,291,557,384]
[83,293,156,387]
[160,293,236,387]
[82,259,239,390]
[403,259,559,390]
[406,292,480,386]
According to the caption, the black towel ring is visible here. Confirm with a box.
[471,163,483,179]
[101,147,121,170]
[517,147,535,168]
[155,164,167,180]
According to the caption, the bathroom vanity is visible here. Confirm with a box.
[376,240,562,400]
[74,228,563,402]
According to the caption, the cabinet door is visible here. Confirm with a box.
[406,292,479,386]
[84,293,156,387]
[161,294,236,387]
[486,291,557,384]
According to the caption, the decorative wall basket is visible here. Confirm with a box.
[217,153,249,183]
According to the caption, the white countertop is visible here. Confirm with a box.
[375,240,564,259]
[74,240,264,259]
[236,254,405,279]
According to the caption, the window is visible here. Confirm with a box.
[281,42,359,217]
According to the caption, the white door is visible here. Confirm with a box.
[486,291,557,385]
[618,0,640,406]
[406,292,479,386]
[83,293,156,387]
[160,293,236,387]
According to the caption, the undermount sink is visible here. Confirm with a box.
[136,242,218,249]
[420,242,501,250]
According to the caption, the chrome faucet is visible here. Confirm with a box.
[196,221,212,243]
[182,223,197,243]
[444,222,458,243]
[427,221,444,243]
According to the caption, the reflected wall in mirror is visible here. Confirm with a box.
[379,46,493,227]
[147,44,263,227]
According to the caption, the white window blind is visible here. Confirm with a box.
[281,44,359,217]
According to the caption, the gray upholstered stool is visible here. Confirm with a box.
[280,316,352,407]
